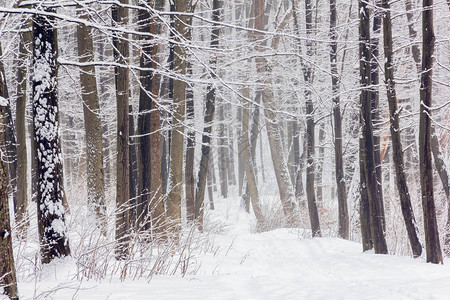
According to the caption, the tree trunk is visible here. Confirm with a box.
[0,59,19,300]
[382,0,422,257]
[77,10,106,233]
[185,62,195,223]
[167,0,189,230]
[129,105,138,229]
[419,0,442,264]
[255,0,297,225]
[32,11,71,263]
[329,0,349,239]
[194,0,222,229]
[136,1,153,232]
[404,1,449,247]
[0,44,18,225]
[217,98,229,198]
[316,123,325,203]
[370,4,385,232]
[113,2,130,260]
[15,23,32,235]
[359,0,387,254]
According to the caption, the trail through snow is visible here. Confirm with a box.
[12,198,450,299]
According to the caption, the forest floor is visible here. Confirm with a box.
[10,194,450,300]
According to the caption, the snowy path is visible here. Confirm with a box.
[15,199,450,299]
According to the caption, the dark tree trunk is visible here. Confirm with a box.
[32,11,71,263]
[113,2,130,260]
[370,4,385,232]
[0,54,19,300]
[419,0,442,264]
[329,0,349,239]
[303,0,321,235]
[0,44,18,226]
[359,0,387,254]
[136,1,153,231]
[382,0,422,257]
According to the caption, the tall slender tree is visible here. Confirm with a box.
[381,0,422,257]
[0,46,19,300]
[194,0,223,228]
[15,19,32,235]
[419,0,442,264]
[167,0,189,230]
[32,8,71,263]
[329,0,349,239]
[359,0,387,254]
[113,0,131,259]
[77,7,106,233]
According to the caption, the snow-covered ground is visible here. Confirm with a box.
[8,197,450,300]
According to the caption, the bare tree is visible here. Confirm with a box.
[32,9,71,263]
[329,0,349,239]
[77,7,106,233]
[0,46,19,300]
[419,0,442,264]
[359,0,387,254]
[113,0,131,259]
[381,0,422,257]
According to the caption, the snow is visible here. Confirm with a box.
[10,198,450,299]
[0,96,8,107]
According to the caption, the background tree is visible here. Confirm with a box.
[419,0,442,264]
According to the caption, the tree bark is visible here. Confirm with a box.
[0,44,18,226]
[167,0,189,230]
[0,56,19,300]
[359,0,387,254]
[77,10,106,233]
[370,3,385,232]
[113,1,130,260]
[185,62,195,223]
[382,0,422,257]
[32,10,71,263]
[329,0,349,239]
[419,0,442,264]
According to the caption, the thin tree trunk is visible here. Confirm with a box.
[0,44,18,224]
[32,10,71,263]
[329,0,349,239]
[185,62,195,222]
[194,0,222,229]
[255,0,297,225]
[207,157,214,210]
[419,0,442,264]
[129,105,138,229]
[316,122,325,203]
[77,10,106,233]
[405,0,449,237]
[136,0,153,231]
[237,106,244,195]
[382,0,422,257]
[217,98,228,198]
[167,0,189,230]
[359,0,387,254]
[113,1,130,260]
[15,23,31,234]
[370,4,385,232]
[0,54,19,300]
